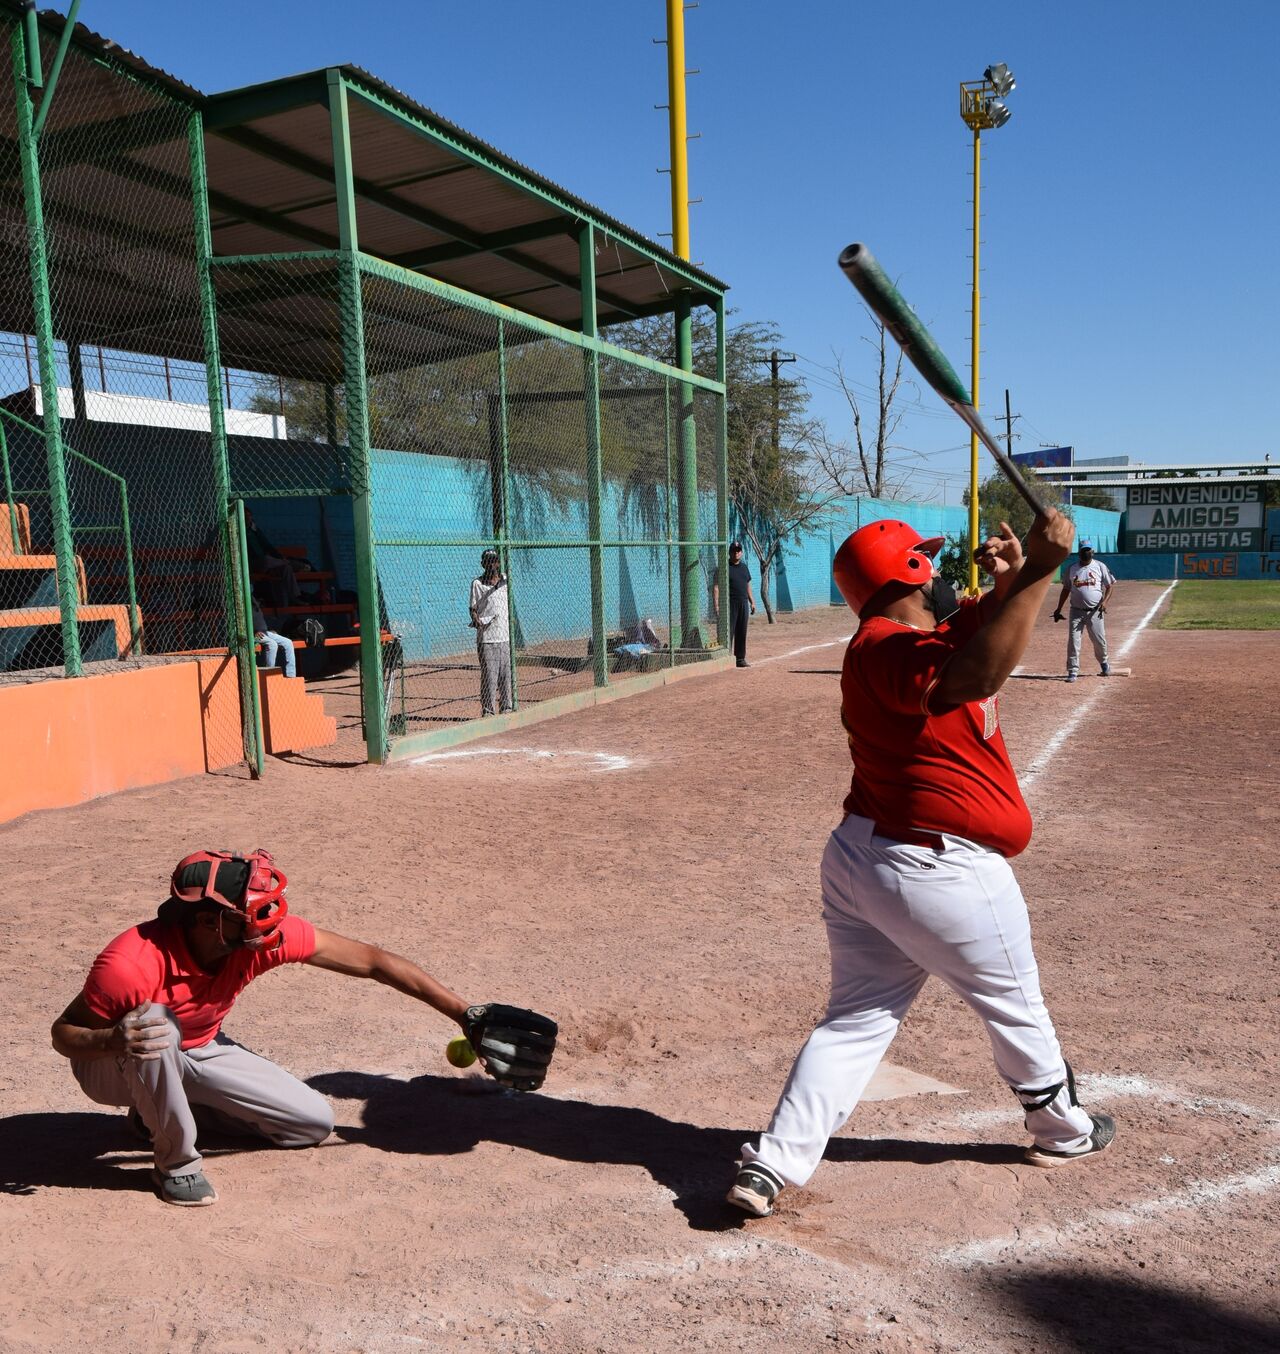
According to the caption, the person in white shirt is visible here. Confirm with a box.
[469,549,512,715]
[1052,540,1115,683]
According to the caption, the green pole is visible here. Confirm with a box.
[0,420,20,554]
[118,476,140,655]
[675,292,702,649]
[13,25,80,675]
[497,317,519,710]
[30,0,80,139]
[328,70,385,762]
[579,223,608,688]
[664,374,675,666]
[232,499,264,778]
[189,108,261,769]
[714,295,729,652]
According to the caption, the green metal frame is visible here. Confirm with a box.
[580,223,608,688]
[674,294,701,648]
[189,106,263,772]
[496,316,519,710]
[13,23,80,675]
[231,499,265,778]
[714,295,730,651]
[0,404,142,656]
[328,69,386,764]
[0,418,20,554]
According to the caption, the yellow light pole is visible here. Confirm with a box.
[960,64,1015,594]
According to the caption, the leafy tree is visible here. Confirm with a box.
[965,466,1067,542]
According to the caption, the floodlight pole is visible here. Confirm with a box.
[665,0,703,648]
[960,70,1014,595]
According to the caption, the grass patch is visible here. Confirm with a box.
[1158,580,1280,630]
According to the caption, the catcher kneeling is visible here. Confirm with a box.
[51,849,557,1207]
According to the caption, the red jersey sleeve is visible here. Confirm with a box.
[256,914,316,971]
[81,929,164,1023]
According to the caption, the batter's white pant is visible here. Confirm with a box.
[71,1006,334,1177]
[742,815,1093,1187]
[1066,606,1108,675]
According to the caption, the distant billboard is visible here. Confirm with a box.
[1125,482,1264,552]
[1013,446,1072,504]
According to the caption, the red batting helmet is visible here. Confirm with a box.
[832,520,944,614]
[170,849,288,951]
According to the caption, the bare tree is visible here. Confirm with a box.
[812,308,912,498]
[732,415,840,623]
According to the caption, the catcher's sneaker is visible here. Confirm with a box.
[1065,673,1078,683]
[726,1163,784,1217]
[1101,662,1111,676]
[1024,1113,1115,1169]
[152,1168,218,1207]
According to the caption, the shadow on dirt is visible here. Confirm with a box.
[990,1269,1280,1354]
[308,1071,1024,1232]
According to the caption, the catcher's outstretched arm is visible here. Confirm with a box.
[307,928,471,1027]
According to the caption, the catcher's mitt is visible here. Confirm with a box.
[463,1003,558,1092]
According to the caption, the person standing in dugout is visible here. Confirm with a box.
[727,511,1115,1218]
[51,850,556,1207]
[1052,538,1115,683]
[470,547,513,715]
[713,540,757,667]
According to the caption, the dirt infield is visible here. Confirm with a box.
[3,582,1277,1352]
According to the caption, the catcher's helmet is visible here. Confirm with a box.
[170,849,288,951]
[832,520,944,615]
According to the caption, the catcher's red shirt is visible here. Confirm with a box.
[81,914,316,1049]
[841,598,1033,857]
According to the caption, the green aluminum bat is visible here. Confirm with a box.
[838,242,1047,516]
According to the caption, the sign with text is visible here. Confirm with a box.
[1125,482,1264,552]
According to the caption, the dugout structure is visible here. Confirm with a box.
[0,3,729,777]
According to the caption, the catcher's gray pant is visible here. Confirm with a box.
[71,1006,333,1178]
[741,814,1094,1188]
[478,639,513,715]
[1066,605,1108,675]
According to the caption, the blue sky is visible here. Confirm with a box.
[108,0,1280,499]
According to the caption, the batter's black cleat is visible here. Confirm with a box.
[1024,1113,1115,1169]
[726,1163,784,1216]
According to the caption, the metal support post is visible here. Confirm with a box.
[328,69,386,761]
[968,125,982,595]
[67,340,87,422]
[664,375,675,665]
[714,294,729,652]
[232,499,265,778]
[496,318,519,709]
[675,292,702,648]
[0,420,19,553]
[579,223,608,688]
[189,109,261,769]
[13,25,80,674]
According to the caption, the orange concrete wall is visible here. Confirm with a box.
[0,660,241,823]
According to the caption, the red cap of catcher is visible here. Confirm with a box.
[832,520,944,615]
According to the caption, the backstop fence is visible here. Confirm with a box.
[0,6,729,771]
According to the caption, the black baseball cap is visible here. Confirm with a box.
[729,541,743,552]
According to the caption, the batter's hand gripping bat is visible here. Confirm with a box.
[838,243,1047,517]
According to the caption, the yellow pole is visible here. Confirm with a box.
[665,0,690,260]
[968,124,981,595]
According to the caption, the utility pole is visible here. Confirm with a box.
[1004,388,1016,460]
[762,349,797,459]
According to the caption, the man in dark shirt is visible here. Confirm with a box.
[712,541,756,667]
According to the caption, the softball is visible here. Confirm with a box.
[446,1035,477,1068]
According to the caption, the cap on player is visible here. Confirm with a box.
[1079,539,1094,550]
[729,540,743,553]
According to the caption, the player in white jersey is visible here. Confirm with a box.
[1052,540,1115,683]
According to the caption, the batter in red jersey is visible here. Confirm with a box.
[727,510,1115,1217]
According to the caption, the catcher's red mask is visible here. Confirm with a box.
[170,849,288,951]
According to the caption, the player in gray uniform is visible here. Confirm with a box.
[1053,540,1115,683]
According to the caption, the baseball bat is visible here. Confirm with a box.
[838,243,1048,516]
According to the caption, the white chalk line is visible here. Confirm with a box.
[755,635,852,666]
[1019,581,1177,792]
[409,746,635,773]
[940,1158,1280,1267]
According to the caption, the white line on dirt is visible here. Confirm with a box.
[755,635,853,666]
[1020,581,1177,792]
[409,746,635,773]
[939,1159,1280,1267]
